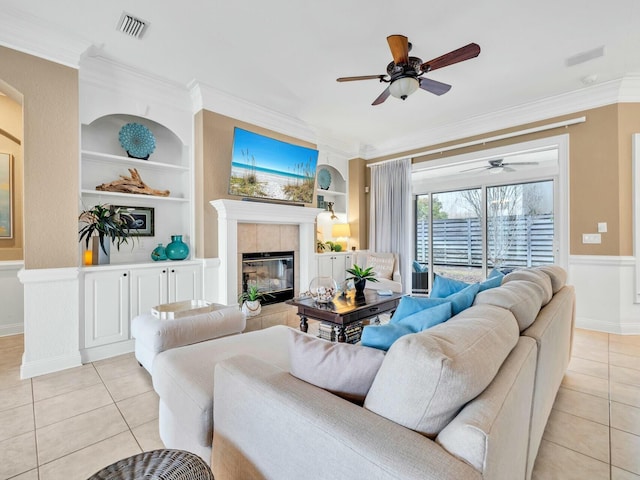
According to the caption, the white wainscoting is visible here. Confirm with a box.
[0,261,24,337]
[18,267,82,379]
[569,255,640,334]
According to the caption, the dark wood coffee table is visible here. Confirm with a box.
[286,289,403,343]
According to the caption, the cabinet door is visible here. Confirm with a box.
[317,255,335,278]
[84,270,130,348]
[333,254,352,284]
[168,263,202,302]
[130,266,168,318]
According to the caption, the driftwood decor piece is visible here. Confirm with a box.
[96,168,170,197]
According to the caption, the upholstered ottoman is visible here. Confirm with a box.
[132,304,246,373]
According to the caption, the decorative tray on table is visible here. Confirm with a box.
[151,300,219,320]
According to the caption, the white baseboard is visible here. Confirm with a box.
[20,351,82,379]
[80,340,135,364]
[0,323,23,337]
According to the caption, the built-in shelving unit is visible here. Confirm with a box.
[315,164,348,245]
[80,114,193,265]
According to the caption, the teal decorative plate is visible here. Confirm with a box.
[119,123,156,160]
[317,168,331,190]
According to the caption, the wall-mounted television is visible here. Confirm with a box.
[228,127,319,204]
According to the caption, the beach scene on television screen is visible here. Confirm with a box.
[229,128,319,204]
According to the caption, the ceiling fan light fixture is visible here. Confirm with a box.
[389,76,419,100]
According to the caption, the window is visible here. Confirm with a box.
[412,136,568,292]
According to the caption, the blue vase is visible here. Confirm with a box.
[151,243,167,261]
[166,235,189,261]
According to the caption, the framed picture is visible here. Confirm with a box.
[113,205,154,236]
[0,153,12,239]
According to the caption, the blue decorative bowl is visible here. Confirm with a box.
[317,168,331,190]
[119,123,156,160]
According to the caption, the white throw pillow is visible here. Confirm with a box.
[288,329,386,403]
[367,254,395,280]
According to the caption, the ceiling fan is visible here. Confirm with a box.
[336,35,480,105]
[462,159,540,173]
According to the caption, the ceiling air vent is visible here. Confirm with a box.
[117,12,148,39]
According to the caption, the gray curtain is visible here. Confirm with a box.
[369,158,412,293]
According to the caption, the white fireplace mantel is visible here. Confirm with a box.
[211,199,322,305]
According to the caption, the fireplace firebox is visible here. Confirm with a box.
[241,251,294,305]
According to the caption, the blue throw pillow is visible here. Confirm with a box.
[395,302,452,332]
[390,295,449,324]
[430,275,471,298]
[444,282,481,315]
[479,270,504,292]
[412,261,427,273]
[361,324,413,351]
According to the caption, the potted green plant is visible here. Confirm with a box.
[78,204,135,264]
[345,264,379,296]
[238,285,274,317]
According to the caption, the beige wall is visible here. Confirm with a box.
[0,95,24,260]
[353,104,640,257]
[0,46,78,269]
[194,110,317,258]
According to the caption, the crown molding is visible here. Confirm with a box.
[0,6,90,69]
[359,75,640,160]
[189,80,325,145]
[79,54,192,115]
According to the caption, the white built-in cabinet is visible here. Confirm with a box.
[82,261,203,355]
[130,262,202,317]
[80,113,199,361]
[84,269,130,349]
[317,252,353,284]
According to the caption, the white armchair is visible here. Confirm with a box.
[352,251,402,292]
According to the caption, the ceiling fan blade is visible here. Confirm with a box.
[460,165,488,173]
[337,75,385,82]
[421,43,481,72]
[501,161,539,166]
[502,166,516,173]
[387,34,409,65]
[419,77,452,96]
[372,86,391,106]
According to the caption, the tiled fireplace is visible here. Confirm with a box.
[211,199,321,306]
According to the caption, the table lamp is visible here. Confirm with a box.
[331,223,351,251]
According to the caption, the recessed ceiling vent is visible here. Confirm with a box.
[117,12,148,39]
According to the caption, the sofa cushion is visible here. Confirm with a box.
[443,282,481,315]
[502,269,552,305]
[153,325,291,448]
[534,265,567,294]
[364,304,519,438]
[473,280,547,331]
[363,302,453,351]
[367,253,395,280]
[288,330,385,403]
[478,270,504,292]
[360,323,414,352]
[390,295,448,323]
[395,302,453,331]
[430,275,470,298]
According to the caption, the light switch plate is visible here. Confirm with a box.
[597,222,607,233]
[582,233,602,244]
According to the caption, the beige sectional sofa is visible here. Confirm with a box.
[152,266,574,480]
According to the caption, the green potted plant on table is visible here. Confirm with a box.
[345,264,379,296]
[238,285,274,317]
[78,204,135,265]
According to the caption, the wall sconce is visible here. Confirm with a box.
[326,201,338,220]
[331,223,351,251]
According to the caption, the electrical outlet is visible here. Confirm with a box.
[582,233,602,244]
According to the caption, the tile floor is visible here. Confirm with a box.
[0,328,639,479]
